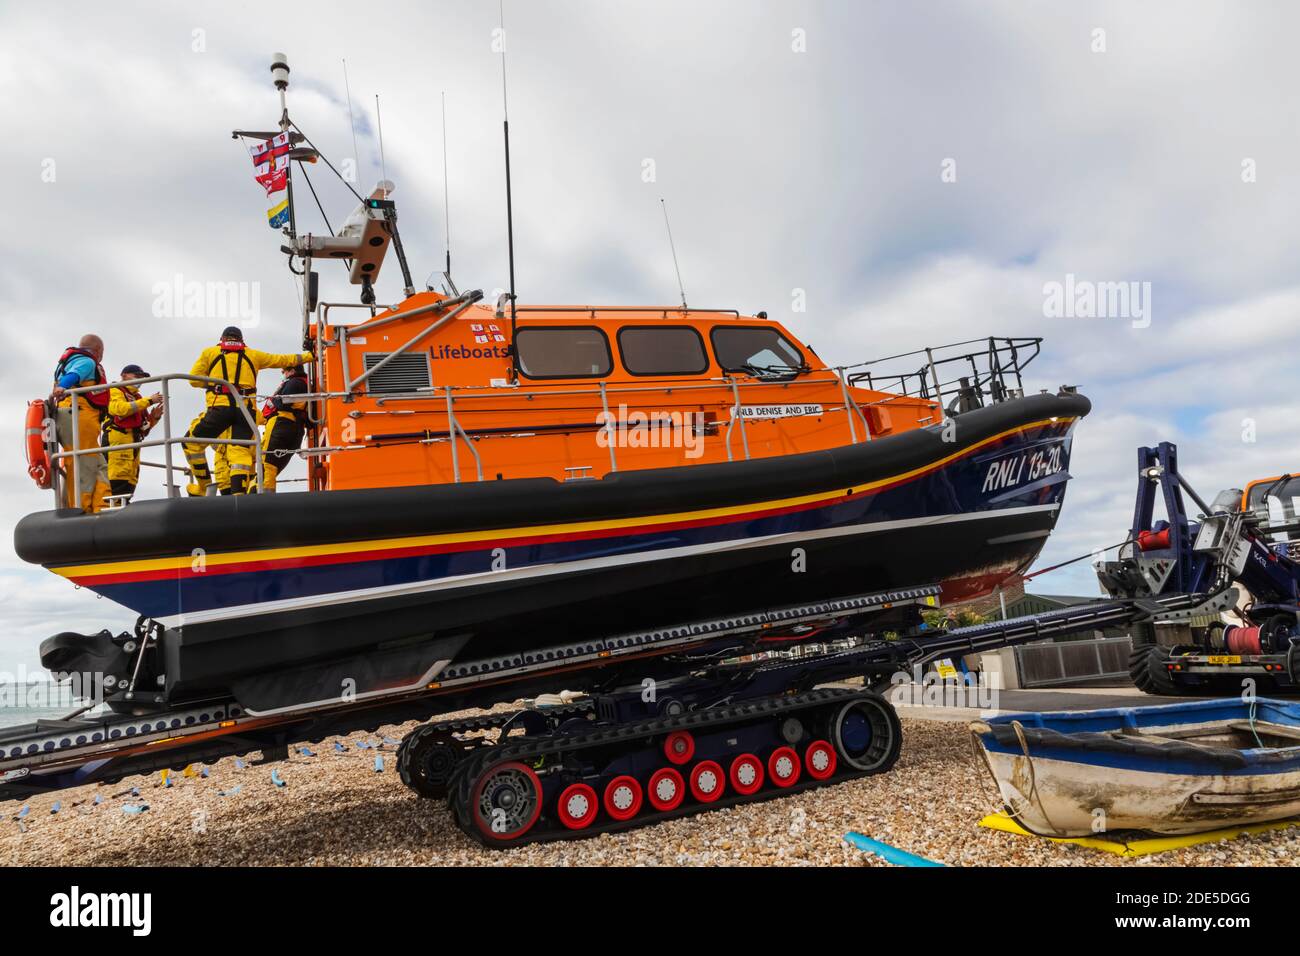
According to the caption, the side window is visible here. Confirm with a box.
[710,326,805,376]
[617,326,709,376]
[515,327,613,379]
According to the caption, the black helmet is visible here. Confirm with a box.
[221,326,244,342]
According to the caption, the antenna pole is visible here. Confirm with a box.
[661,198,688,310]
[375,94,389,197]
[441,91,453,285]
[500,0,519,382]
[343,59,360,183]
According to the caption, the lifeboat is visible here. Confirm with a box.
[12,56,1090,718]
[15,308,1086,710]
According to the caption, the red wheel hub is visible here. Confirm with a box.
[728,753,764,795]
[602,775,643,821]
[804,739,837,781]
[768,746,802,788]
[556,782,599,830]
[664,731,695,765]
[647,767,686,811]
[688,760,726,803]
[471,761,544,842]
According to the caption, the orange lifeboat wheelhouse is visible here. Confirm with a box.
[307,293,940,492]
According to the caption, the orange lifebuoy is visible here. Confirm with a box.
[25,399,53,489]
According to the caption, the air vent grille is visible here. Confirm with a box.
[362,352,432,394]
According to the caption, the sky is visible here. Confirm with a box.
[1,0,1298,671]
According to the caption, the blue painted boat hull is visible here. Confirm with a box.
[971,699,1300,835]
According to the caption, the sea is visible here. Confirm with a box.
[0,682,86,730]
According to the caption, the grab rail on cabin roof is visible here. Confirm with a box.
[511,305,744,319]
[48,372,267,509]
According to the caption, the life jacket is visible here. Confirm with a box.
[54,347,110,410]
[263,371,310,422]
[107,385,147,431]
[206,342,256,400]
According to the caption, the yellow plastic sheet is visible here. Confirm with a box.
[979,811,1300,857]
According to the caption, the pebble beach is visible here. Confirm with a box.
[4,716,1297,867]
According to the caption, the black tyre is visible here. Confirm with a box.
[829,695,901,773]
[1128,644,1187,696]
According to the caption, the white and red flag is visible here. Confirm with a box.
[249,131,292,166]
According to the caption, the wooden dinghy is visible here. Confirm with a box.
[970,698,1300,836]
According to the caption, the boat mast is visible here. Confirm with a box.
[271,53,297,243]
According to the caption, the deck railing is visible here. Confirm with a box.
[845,336,1041,412]
[47,372,267,509]
[46,333,1046,503]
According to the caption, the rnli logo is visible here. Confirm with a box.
[981,445,1064,493]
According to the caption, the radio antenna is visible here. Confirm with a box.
[661,198,688,310]
[342,59,360,182]
[374,94,389,197]
[441,91,456,293]
[499,0,519,382]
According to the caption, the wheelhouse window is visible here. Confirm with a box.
[710,326,805,377]
[617,326,709,376]
[515,326,612,378]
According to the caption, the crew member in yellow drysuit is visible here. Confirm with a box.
[212,430,233,495]
[203,419,263,496]
[101,364,164,503]
[51,334,111,511]
[182,326,311,496]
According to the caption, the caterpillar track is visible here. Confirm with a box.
[402,686,900,848]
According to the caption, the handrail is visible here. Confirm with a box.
[441,387,484,482]
[513,305,743,316]
[846,336,1041,412]
[52,371,267,506]
[598,381,618,472]
[370,374,853,405]
[723,376,750,461]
